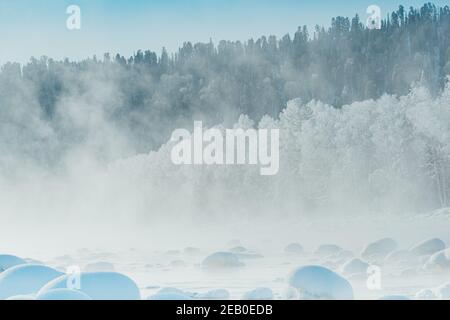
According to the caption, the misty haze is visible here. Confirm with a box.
[1,2,450,301]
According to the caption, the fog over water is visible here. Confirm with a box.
[1,3,450,253]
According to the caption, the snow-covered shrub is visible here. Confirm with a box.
[38,272,141,300]
[288,265,353,300]
[0,264,63,299]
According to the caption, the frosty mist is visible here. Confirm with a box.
[2,82,450,225]
[0,3,450,229]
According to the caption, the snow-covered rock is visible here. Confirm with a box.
[424,248,450,270]
[410,238,446,256]
[415,289,437,300]
[362,238,397,261]
[84,262,115,272]
[195,289,230,300]
[283,286,300,300]
[288,265,353,300]
[314,245,342,256]
[202,252,243,269]
[148,293,192,300]
[157,287,187,295]
[0,264,63,299]
[0,254,27,272]
[150,287,194,300]
[325,250,354,261]
[243,287,274,300]
[284,243,303,254]
[38,272,141,300]
[384,250,418,265]
[229,246,247,253]
[340,258,369,275]
[436,282,450,299]
[37,289,92,300]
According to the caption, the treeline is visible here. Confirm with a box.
[1,3,450,153]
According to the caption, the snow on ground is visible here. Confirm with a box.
[1,213,450,300]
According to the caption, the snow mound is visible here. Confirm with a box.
[410,238,446,256]
[284,243,303,254]
[379,295,410,300]
[0,254,27,272]
[0,264,63,299]
[243,287,274,300]
[362,238,397,261]
[384,250,418,265]
[314,244,342,256]
[288,265,353,300]
[157,287,187,295]
[325,250,353,261]
[38,272,141,300]
[424,249,450,270]
[202,252,243,269]
[283,286,300,300]
[184,247,201,255]
[229,246,247,253]
[37,289,92,300]
[148,293,193,300]
[436,283,450,299]
[195,289,230,300]
[84,262,115,272]
[415,289,437,300]
[340,258,369,275]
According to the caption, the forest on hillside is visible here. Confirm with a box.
[1,3,449,162]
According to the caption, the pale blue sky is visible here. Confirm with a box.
[0,0,447,64]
